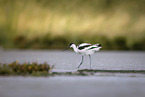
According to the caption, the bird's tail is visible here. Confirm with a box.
[96,44,102,47]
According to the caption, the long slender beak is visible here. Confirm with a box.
[63,46,70,51]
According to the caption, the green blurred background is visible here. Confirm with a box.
[0,0,145,50]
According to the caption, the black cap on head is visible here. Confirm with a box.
[69,43,74,46]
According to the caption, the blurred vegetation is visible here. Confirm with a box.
[0,61,51,76]
[0,0,145,50]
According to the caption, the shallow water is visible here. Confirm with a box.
[0,50,145,70]
[0,76,145,97]
[0,50,145,97]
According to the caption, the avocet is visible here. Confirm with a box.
[64,43,102,69]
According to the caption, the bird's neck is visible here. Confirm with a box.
[72,45,78,53]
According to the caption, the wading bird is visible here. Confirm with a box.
[64,43,102,69]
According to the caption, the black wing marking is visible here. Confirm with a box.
[88,47,98,50]
[78,45,91,50]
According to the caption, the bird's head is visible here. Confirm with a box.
[69,43,75,48]
[63,43,74,51]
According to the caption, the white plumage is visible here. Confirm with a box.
[65,43,102,69]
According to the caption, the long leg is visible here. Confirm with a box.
[89,55,91,69]
[78,55,84,68]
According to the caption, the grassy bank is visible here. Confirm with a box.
[0,61,52,76]
[0,0,145,50]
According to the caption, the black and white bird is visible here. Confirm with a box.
[64,43,102,69]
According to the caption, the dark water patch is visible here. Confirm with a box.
[51,71,87,76]
[78,69,145,74]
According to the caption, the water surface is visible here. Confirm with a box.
[0,50,145,97]
[0,50,145,70]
